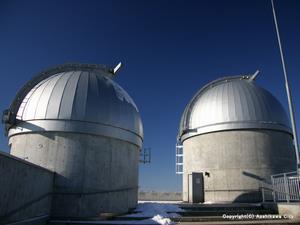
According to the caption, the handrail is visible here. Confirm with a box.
[260,171,300,203]
[271,171,298,177]
[260,186,300,199]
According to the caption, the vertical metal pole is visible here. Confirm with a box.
[271,175,276,202]
[261,182,265,202]
[283,173,290,202]
[187,174,190,202]
[271,0,300,172]
[298,175,300,200]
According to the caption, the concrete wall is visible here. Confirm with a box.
[183,130,296,203]
[138,192,182,201]
[0,151,53,224]
[9,132,139,218]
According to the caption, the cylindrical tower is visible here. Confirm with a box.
[4,63,143,217]
[178,75,296,203]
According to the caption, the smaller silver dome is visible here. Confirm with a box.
[7,64,143,147]
[179,75,291,142]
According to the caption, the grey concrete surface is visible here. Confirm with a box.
[5,215,49,225]
[182,130,296,203]
[138,191,182,201]
[9,132,140,218]
[0,151,53,224]
[263,203,300,220]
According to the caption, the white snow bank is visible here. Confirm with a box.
[123,202,184,225]
[151,215,173,225]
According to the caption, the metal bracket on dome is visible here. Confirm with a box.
[2,63,121,136]
[112,62,122,75]
[2,109,15,136]
[140,147,151,164]
[249,70,260,82]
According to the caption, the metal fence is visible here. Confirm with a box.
[261,171,300,202]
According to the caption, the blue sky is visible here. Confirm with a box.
[0,0,299,192]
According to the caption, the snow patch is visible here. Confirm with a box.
[151,215,173,225]
[124,203,184,225]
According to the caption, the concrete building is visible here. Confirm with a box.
[178,75,297,203]
[2,63,143,219]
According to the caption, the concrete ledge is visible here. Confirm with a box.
[262,203,300,220]
[0,151,54,224]
[138,191,182,201]
[6,215,49,225]
[0,151,52,173]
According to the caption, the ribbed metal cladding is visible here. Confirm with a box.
[179,76,292,142]
[8,68,143,147]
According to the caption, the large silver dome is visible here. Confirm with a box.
[6,64,143,147]
[179,75,291,142]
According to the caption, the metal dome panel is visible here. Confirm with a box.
[179,76,291,142]
[8,65,143,147]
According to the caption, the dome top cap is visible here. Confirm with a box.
[179,71,291,142]
[3,62,143,147]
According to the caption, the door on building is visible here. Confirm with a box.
[190,172,204,203]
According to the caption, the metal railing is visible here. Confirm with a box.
[261,171,300,202]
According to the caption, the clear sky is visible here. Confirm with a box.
[0,0,299,192]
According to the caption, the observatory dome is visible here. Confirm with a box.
[7,64,143,147]
[179,75,291,142]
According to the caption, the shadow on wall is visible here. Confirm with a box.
[233,191,262,203]
[0,152,53,224]
[232,171,267,203]
[242,171,266,182]
[12,121,57,140]
[51,172,139,218]
[262,203,279,215]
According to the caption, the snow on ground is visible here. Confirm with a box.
[51,203,184,225]
[123,202,184,225]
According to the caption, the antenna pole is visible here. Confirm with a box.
[271,0,300,170]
